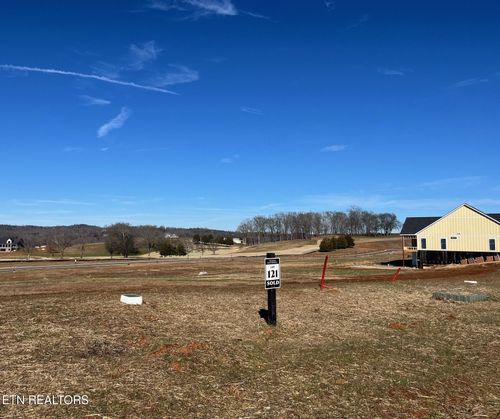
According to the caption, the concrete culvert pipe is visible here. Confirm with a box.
[120,294,143,305]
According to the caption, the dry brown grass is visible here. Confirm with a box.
[0,247,499,418]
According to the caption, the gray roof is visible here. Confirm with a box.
[400,217,440,235]
[0,236,15,242]
[489,214,500,222]
[401,212,500,235]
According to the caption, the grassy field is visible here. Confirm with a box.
[0,240,499,418]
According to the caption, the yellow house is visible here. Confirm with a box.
[400,203,500,267]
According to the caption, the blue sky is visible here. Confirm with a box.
[1,0,499,229]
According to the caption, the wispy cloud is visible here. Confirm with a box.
[133,146,169,152]
[147,0,268,19]
[322,144,347,152]
[128,40,162,70]
[240,10,271,20]
[417,176,485,189]
[0,64,177,94]
[324,1,336,11]
[450,77,488,89]
[220,154,239,164]
[91,61,121,79]
[79,95,111,106]
[148,0,237,16]
[208,57,227,63]
[12,198,94,207]
[347,14,369,29]
[301,193,466,212]
[377,67,405,76]
[240,106,263,116]
[151,64,199,86]
[97,107,132,138]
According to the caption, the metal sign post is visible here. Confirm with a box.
[264,252,280,326]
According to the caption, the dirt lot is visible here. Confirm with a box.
[0,241,499,418]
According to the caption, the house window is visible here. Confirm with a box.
[441,238,447,250]
[421,238,427,249]
[490,239,496,251]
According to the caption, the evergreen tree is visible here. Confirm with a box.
[176,242,187,256]
[344,235,355,248]
[336,236,348,249]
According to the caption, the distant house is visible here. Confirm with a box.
[232,237,244,245]
[401,203,500,267]
[0,238,18,252]
[164,233,179,239]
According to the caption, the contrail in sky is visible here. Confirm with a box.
[0,64,177,95]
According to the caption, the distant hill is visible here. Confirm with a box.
[0,224,235,247]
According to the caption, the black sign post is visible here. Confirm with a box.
[264,252,280,326]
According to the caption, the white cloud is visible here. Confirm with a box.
[322,144,347,152]
[79,95,111,106]
[240,106,263,116]
[91,61,121,79]
[133,146,169,152]
[128,41,162,70]
[240,10,270,20]
[63,147,84,153]
[324,1,336,11]
[220,154,239,164]
[188,0,236,15]
[301,193,461,212]
[97,107,132,138]
[151,64,199,86]
[377,67,405,76]
[450,78,488,88]
[347,14,369,29]
[12,198,94,207]
[417,176,485,189]
[0,64,177,94]
[148,0,237,16]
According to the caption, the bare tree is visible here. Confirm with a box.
[74,225,90,260]
[252,216,267,244]
[207,240,218,255]
[138,225,163,258]
[378,213,400,235]
[49,230,73,259]
[311,212,323,237]
[236,220,253,245]
[105,223,137,258]
[20,233,37,260]
[348,207,363,235]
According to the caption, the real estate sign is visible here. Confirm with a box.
[265,257,281,289]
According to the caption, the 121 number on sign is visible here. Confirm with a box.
[265,257,281,289]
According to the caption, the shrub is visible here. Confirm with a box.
[344,235,355,248]
[176,242,187,256]
[319,237,337,252]
[336,236,348,249]
[319,238,330,252]
[159,240,177,256]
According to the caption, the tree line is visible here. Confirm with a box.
[1,223,235,259]
[237,207,400,244]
